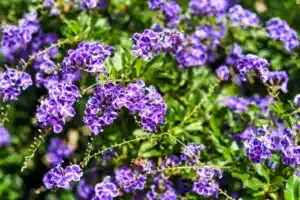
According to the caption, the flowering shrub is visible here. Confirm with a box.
[1,0,300,199]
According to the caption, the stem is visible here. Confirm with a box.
[79,132,168,167]
[180,80,219,127]
[20,36,81,71]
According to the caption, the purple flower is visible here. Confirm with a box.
[175,34,207,67]
[294,94,300,107]
[132,29,180,61]
[221,96,250,112]
[235,54,269,81]
[266,18,299,51]
[43,163,77,189]
[77,180,95,200]
[149,0,164,9]
[162,1,182,27]
[226,43,243,65]
[216,65,230,81]
[63,41,114,73]
[94,179,119,199]
[81,0,98,9]
[264,71,289,93]
[0,68,32,101]
[1,12,39,61]
[181,143,205,165]
[36,82,81,133]
[193,166,222,198]
[115,167,147,192]
[296,169,300,177]
[84,81,167,135]
[162,155,182,168]
[147,174,177,200]
[189,0,228,16]
[65,164,83,182]
[0,126,10,147]
[228,5,260,28]
[44,0,55,7]
[47,138,74,164]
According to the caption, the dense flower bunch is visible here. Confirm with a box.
[93,178,119,199]
[0,126,10,147]
[222,95,274,113]
[193,166,223,198]
[263,71,289,93]
[266,18,299,51]
[132,29,180,61]
[189,0,228,16]
[43,163,83,189]
[77,180,95,200]
[0,68,32,101]
[242,126,300,170]
[149,0,182,27]
[235,54,269,81]
[36,83,81,133]
[84,80,167,135]
[63,41,115,73]
[1,12,39,61]
[181,143,205,165]
[228,5,260,28]
[46,138,74,164]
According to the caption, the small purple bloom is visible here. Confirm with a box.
[216,65,230,81]
[0,126,10,147]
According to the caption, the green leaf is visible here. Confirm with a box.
[253,164,270,183]
[184,121,203,132]
[284,174,300,200]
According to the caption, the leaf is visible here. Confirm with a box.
[232,172,264,191]
[184,121,203,131]
[253,164,270,183]
[284,174,300,200]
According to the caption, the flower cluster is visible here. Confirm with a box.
[31,32,59,73]
[147,174,177,200]
[0,126,10,147]
[263,71,289,93]
[63,41,115,73]
[46,138,74,164]
[243,126,300,171]
[235,54,269,81]
[77,180,95,200]
[228,5,260,28]
[132,29,180,61]
[0,68,32,102]
[84,80,167,135]
[149,0,182,27]
[175,33,208,67]
[93,178,119,200]
[193,166,222,198]
[43,163,83,189]
[266,18,299,51]
[225,43,243,66]
[222,95,274,113]
[36,82,81,133]
[189,0,228,16]
[1,12,39,61]
[181,143,205,166]
[115,166,147,192]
